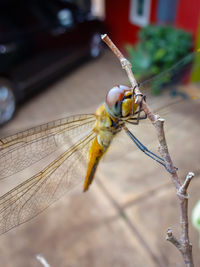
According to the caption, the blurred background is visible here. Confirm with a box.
[0,0,200,266]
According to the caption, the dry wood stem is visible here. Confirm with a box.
[102,34,195,267]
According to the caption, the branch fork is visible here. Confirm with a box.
[102,34,195,267]
[178,172,194,199]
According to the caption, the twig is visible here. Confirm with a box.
[102,34,195,267]
[166,228,181,249]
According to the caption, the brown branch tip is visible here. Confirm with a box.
[166,229,181,250]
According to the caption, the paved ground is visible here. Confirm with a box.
[0,50,200,267]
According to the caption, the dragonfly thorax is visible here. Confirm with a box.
[105,85,138,119]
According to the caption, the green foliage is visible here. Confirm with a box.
[126,25,192,94]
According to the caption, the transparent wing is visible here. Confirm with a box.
[138,50,199,96]
[0,114,95,179]
[0,131,96,235]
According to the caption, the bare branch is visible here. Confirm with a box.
[178,172,195,267]
[153,117,180,188]
[102,34,195,267]
[166,228,181,250]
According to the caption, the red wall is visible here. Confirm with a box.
[105,0,157,50]
[175,0,200,40]
[105,0,200,49]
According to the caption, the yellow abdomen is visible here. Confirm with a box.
[83,104,118,191]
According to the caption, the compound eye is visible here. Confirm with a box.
[106,85,130,108]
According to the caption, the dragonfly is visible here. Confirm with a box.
[0,50,199,235]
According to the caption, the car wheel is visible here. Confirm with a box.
[90,33,102,59]
[0,79,16,126]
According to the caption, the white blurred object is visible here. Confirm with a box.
[91,0,105,19]
[36,254,50,267]
[192,200,200,247]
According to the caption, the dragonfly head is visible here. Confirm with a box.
[105,85,138,119]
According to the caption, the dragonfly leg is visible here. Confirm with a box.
[123,126,177,173]
[129,94,147,125]
[127,113,147,124]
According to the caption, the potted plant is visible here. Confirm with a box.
[126,25,193,94]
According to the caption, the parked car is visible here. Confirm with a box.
[0,0,104,125]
